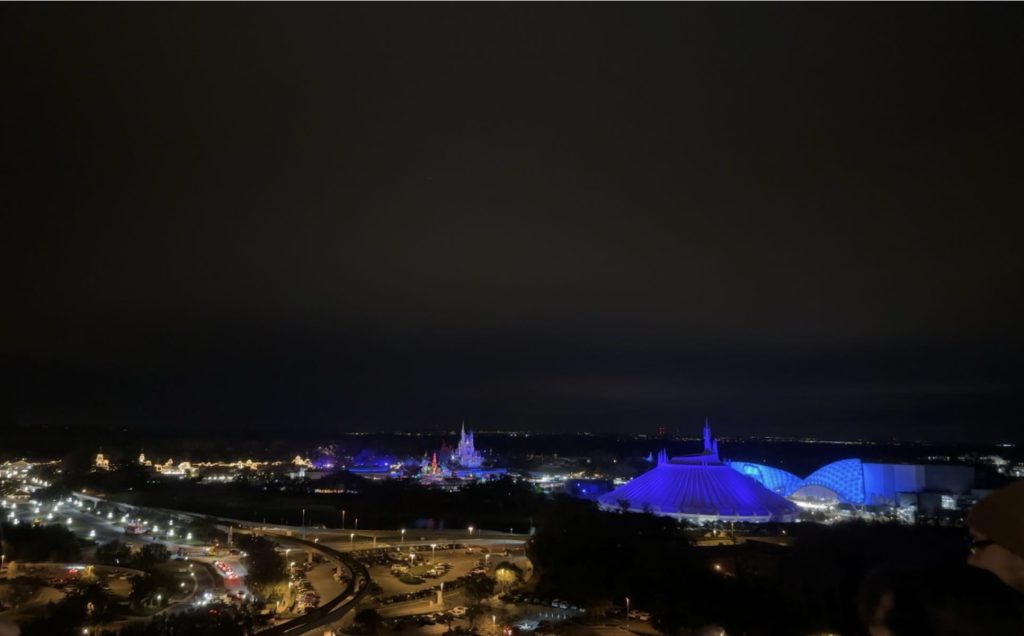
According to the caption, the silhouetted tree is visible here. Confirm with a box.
[235,534,286,597]
[96,539,132,565]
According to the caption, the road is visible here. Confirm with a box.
[49,494,546,636]
[256,532,370,636]
[6,500,223,617]
[66,494,374,636]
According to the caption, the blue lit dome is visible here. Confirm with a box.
[727,461,802,496]
[791,458,865,504]
[598,423,801,523]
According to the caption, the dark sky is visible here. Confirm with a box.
[2,4,1023,441]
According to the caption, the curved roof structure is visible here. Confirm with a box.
[728,461,802,496]
[727,458,870,504]
[598,423,800,523]
[795,459,865,504]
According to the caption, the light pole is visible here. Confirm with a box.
[301,508,306,529]
[468,525,474,537]
[430,543,436,564]
[355,518,359,531]
[350,533,354,549]
[401,528,405,546]
[625,597,630,631]
[341,509,346,530]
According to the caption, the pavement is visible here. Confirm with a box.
[306,562,346,602]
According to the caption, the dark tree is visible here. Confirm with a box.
[464,569,495,614]
[235,534,286,597]
[128,570,175,608]
[133,543,171,570]
[0,522,81,562]
[96,539,132,566]
[351,608,384,635]
[5,576,43,607]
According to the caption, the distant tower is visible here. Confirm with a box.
[703,418,720,459]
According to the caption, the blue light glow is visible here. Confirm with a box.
[598,459,800,522]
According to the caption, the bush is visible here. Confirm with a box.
[397,572,425,585]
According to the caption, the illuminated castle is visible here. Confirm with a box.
[453,422,483,468]
[597,421,800,523]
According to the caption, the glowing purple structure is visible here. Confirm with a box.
[598,422,800,523]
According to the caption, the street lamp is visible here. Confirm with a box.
[430,544,436,564]
[468,525,474,536]
[341,509,346,530]
[401,528,405,546]
[301,508,306,529]
[625,597,630,630]
[350,533,354,549]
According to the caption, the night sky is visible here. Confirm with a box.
[2,4,1022,441]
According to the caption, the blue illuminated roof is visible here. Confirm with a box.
[598,458,800,522]
[728,458,869,505]
[797,459,865,504]
[727,462,802,496]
